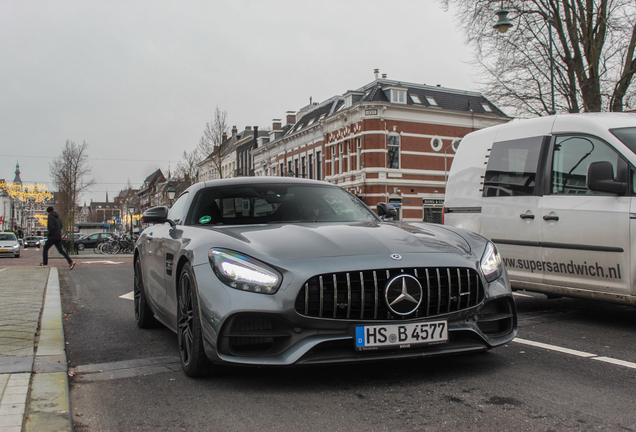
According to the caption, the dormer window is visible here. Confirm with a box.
[391,89,406,104]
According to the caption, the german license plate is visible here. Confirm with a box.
[355,321,447,350]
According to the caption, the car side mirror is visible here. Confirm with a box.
[376,202,398,221]
[142,206,176,227]
[587,161,627,194]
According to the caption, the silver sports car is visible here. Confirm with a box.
[134,177,517,377]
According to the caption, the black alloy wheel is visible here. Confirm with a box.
[177,262,213,377]
[134,257,157,328]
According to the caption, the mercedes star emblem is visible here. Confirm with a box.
[390,254,402,260]
[384,274,423,315]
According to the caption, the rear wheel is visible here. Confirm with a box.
[177,262,213,377]
[134,257,158,328]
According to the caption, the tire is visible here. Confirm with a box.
[77,243,85,251]
[134,257,158,328]
[177,262,213,377]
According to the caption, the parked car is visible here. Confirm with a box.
[134,177,517,377]
[74,232,114,251]
[23,236,42,248]
[0,232,21,258]
[444,113,636,305]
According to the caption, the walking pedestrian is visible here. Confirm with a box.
[40,206,75,270]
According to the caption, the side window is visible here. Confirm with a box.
[483,137,543,197]
[551,135,623,195]
[168,192,189,224]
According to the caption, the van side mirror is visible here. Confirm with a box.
[587,161,627,194]
[377,203,398,221]
[142,206,176,227]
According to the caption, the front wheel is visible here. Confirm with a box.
[134,257,158,328]
[177,262,213,377]
[77,243,85,251]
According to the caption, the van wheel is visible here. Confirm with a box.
[177,262,213,377]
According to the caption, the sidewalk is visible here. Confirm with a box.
[0,266,72,432]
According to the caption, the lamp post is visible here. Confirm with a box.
[494,3,556,115]
[167,183,176,206]
[128,204,135,240]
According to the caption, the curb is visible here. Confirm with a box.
[24,267,72,432]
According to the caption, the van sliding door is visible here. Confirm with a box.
[481,136,547,289]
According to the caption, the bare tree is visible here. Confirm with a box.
[49,140,95,250]
[196,106,229,179]
[174,149,200,187]
[439,0,636,116]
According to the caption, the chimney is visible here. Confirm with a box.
[245,126,252,131]
[231,125,238,140]
[286,111,296,125]
[382,73,387,79]
[374,68,379,80]
[253,126,258,148]
[272,119,282,130]
[222,132,227,142]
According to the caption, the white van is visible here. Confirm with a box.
[444,113,636,305]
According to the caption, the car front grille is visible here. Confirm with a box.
[295,267,484,320]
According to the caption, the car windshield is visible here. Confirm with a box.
[0,233,16,241]
[611,127,636,154]
[26,237,38,240]
[187,183,378,225]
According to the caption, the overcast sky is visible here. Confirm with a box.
[0,0,478,204]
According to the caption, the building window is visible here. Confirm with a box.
[344,140,349,172]
[388,134,400,169]
[356,138,362,170]
[316,151,322,181]
[288,160,292,175]
[301,156,306,178]
[294,158,299,177]
[280,162,284,177]
[391,89,406,104]
[426,96,438,107]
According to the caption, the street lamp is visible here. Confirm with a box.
[167,183,176,206]
[128,204,135,240]
[494,3,556,115]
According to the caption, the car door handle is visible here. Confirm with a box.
[519,214,535,220]
[543,215,559,221]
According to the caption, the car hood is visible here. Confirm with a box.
[0,240,19,247]
[201,221,472,261]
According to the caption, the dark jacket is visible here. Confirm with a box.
[47,211,63,241]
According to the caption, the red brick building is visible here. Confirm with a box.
[252,72,511,221]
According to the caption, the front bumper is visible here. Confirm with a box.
[193,263,517,367]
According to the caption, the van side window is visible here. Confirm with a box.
[551,135,623,195]
[483,137,543,197]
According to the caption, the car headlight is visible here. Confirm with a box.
[209,249,282,294]
[12,244,19,249]
[480,241,503,283]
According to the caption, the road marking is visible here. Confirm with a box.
[513,337,636,369]
[0,268,7,273]
[119,291,134,300]
[70,356,181,382]
[82,260,124,265]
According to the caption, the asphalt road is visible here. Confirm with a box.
[60,264,636,431]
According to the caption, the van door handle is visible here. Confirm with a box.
[543,215,559,221]
[519,214,535,220]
